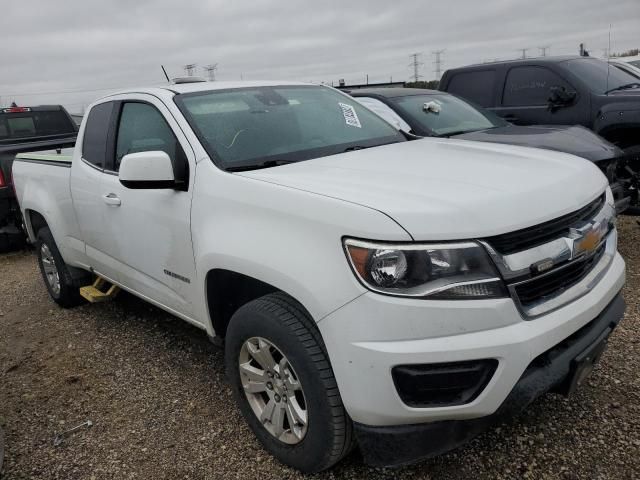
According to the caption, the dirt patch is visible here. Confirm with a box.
[1,218,639,479]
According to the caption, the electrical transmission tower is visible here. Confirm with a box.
[538,46,551,57]
[183,64,197,76]
[204,64,218,81]
[517,48,529,59]
[432,49,445,79]
[408,52,423,82]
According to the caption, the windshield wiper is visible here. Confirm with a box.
[343,140,403,152]
[605,82,640,94]
[343,145,369,152]
[225,159,295,172]
[439,128,490,137]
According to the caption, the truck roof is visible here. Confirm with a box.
[99,80,311,102]
[446,55,587,71]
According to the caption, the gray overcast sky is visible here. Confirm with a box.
[1,0,638,113]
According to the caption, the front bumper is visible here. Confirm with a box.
[353,292,625,467]
[319,250,625,426]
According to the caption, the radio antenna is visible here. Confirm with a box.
[161,65,170,83]
[606,24,612,95]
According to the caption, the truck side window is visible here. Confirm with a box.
[115,102,187,176]
[82,102,114,169]
[503,66,572,107]
[446,70,496,107]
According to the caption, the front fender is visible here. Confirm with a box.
[594,101,640,136]
[192,163,412,326]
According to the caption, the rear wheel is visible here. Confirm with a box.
[36,227,85,308]
[225,292,353,473]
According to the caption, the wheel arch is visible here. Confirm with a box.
[24,209,49,242]
[205,269,295,339]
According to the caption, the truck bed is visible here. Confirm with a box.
[15,147,74,165]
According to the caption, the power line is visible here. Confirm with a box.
[432,49,445,79]
[408,52,423,82]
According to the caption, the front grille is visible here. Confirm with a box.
[486,194,605,255]
[513,244,605,308]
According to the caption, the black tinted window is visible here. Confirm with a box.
[503,66,571,106]
[115,102,184,171]
[0,110,76,141]
[446,70,496,107]
[82,102,114,168]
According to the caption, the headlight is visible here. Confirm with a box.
[344,238,506,299]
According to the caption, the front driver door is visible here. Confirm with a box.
[493,65,588,127]
[99,95,198,320]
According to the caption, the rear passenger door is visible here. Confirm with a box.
[492,65,588,126]
[70,100,119,277]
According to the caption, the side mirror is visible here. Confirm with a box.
[118,151,176,189]
[548,86,577,111]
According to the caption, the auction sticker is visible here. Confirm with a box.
[339,103,362,128]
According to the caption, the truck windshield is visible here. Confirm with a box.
[391,93,507,136]
[0,109,76,142]
[175,85,405,170]
[564,58,640,94]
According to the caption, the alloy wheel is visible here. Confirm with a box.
[238,337,308,444]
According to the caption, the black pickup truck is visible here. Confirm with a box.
[0,105,77,251]
[439,56,640,211]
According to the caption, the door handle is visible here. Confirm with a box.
[502,114,518,122]
[102,193,121,206]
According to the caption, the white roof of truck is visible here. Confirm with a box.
[100,80,311,102]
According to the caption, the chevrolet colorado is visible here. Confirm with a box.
[12,81,626,472]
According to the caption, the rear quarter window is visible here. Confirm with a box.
[445,70,496,107]
[82,102,115,169]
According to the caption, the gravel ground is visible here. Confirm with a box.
[1,217,639,480]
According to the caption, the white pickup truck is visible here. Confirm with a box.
[12,80,625,472]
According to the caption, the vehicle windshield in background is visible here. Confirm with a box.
[391,94,507,136]
[0,109,76,142]
[175,85,405,170]
[564,58,640,94]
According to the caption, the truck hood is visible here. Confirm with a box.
[452,125,622,163]
[238,138,607,240]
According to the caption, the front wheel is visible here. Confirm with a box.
[225,292,353,473]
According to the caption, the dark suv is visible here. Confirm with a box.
[440,56,640,210]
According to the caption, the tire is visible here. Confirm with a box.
[36,227,85,308]
[225,292,353,473]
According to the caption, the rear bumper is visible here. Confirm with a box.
[354,292,625,467]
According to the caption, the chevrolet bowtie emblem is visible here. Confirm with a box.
[572,222,605,257]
